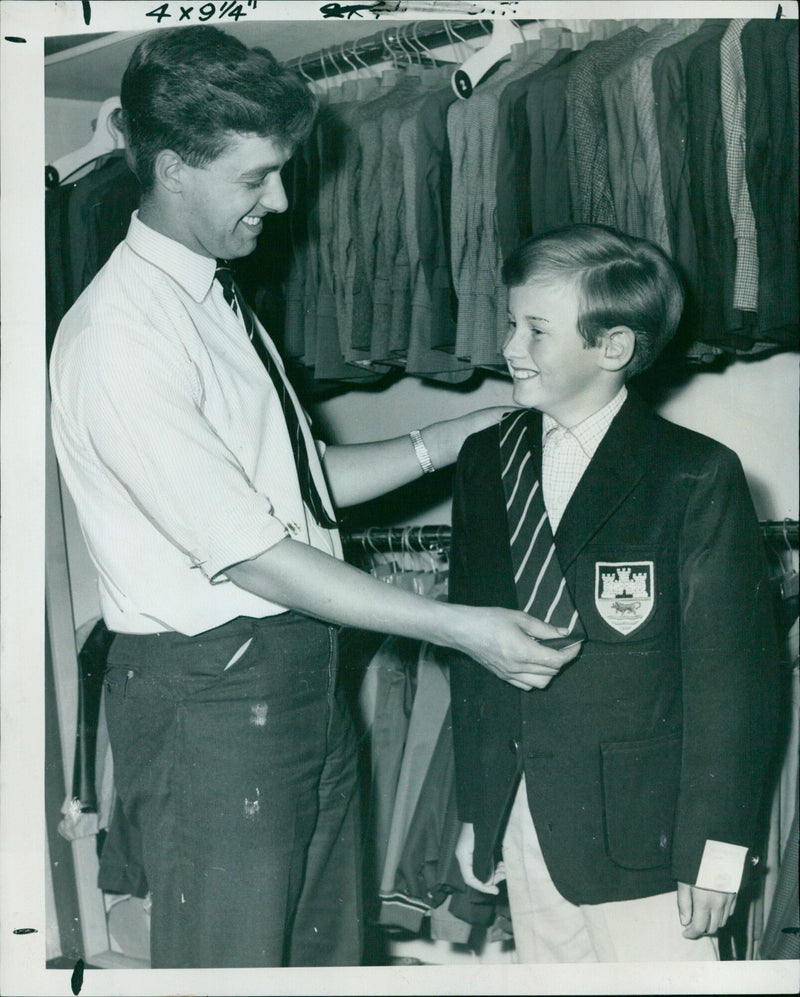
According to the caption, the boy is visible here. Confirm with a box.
[449,225,781,962]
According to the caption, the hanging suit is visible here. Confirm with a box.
[742,18,800,348]
[449,393,781,904]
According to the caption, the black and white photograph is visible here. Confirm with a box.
[0,1,798,994]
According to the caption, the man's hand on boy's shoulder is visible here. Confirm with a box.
[429,406,516,467]
[676,882,737,939]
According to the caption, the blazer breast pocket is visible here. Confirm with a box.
[575,545,674,645]
[600,731,681,870]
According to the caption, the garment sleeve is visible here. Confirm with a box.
[447,440,485,824]
[671,445,781,886]
[71,320,289,581]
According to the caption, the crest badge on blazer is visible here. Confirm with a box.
[594,561,655,635]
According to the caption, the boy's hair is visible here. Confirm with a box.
[120,26,317,191]
[502,225,684,377]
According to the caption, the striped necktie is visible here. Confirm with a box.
[499,410,585,642]
[215,261,337,530]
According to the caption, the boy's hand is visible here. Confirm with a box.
[676,882,737,938]
[453,606,583,690]
[455,822,506,895]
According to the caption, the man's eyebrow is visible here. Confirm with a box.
[238,164,279,179]
[523,315,550,323]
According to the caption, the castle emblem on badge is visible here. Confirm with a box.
[595,561,655,635]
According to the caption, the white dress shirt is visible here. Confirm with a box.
[541,386,628,532]
[50,211,341,636]
[540,385,744,893]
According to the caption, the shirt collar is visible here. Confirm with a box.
[125,210,218,303]
[542,386,628,459]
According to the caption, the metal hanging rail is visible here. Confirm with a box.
[285,18,534,81]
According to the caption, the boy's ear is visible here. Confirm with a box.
[152,149,188,194]
[597,326,635,372]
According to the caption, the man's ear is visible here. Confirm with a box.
[152,149,188,194]
[597,326,635,372]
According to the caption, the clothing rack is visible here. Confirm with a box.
[284,18,534,81]
[343,524,451,554]
[761,519,799,546]
[344,520,799,555]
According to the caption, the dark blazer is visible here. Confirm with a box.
[449,393,780,905]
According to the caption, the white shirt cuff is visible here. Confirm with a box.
[694,839,748,893]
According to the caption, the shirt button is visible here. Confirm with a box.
[508,738,520,755]
[658,833,669,849]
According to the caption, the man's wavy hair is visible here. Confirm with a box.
[119,25,317,190]
[502,225,684,377]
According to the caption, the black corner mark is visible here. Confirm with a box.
[4,36,27,43]
[71,958,85,996]
[82,1,92,26]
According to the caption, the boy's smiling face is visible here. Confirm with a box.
[503,278,618,427]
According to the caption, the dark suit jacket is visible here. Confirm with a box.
[449,393,780,905]
[743,19,799,345]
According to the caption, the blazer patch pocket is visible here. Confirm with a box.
[600,731,681,870]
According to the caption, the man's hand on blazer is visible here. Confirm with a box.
[454,608,583,690]
[677,882,737,939]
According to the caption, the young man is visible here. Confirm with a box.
[450,224,781,962]
[48,27,581,968]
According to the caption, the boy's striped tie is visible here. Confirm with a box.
[499,410,585,640]
[215,261,337,530]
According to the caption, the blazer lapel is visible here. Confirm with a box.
[554,394,658,571]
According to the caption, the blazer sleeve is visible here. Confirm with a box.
[671,444,781,886]
[448,438,485,824]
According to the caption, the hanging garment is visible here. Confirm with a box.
[351,71,413,364]
[377,642,450,920]
[742,19,800,348]
[399,105,472,382]
[525,49,581,240]
[685,24,749,353]
[413,82,459,356]
[381,705,504,940]
[283,146,312,361]
[370,79,425,365]
[449,35,568,367]
[359,634,419,907]
[45,153,140,357]
[66,153,141,304]
[603,20,702,250]
[496,46,576,260]
[565,26,648,227]
[333,77,381,360]
[45,184,74,359]
[387,76,451,361]
[652,20,729,339]
[720,19,759,314]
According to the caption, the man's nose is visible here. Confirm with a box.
[260,174,288,214]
